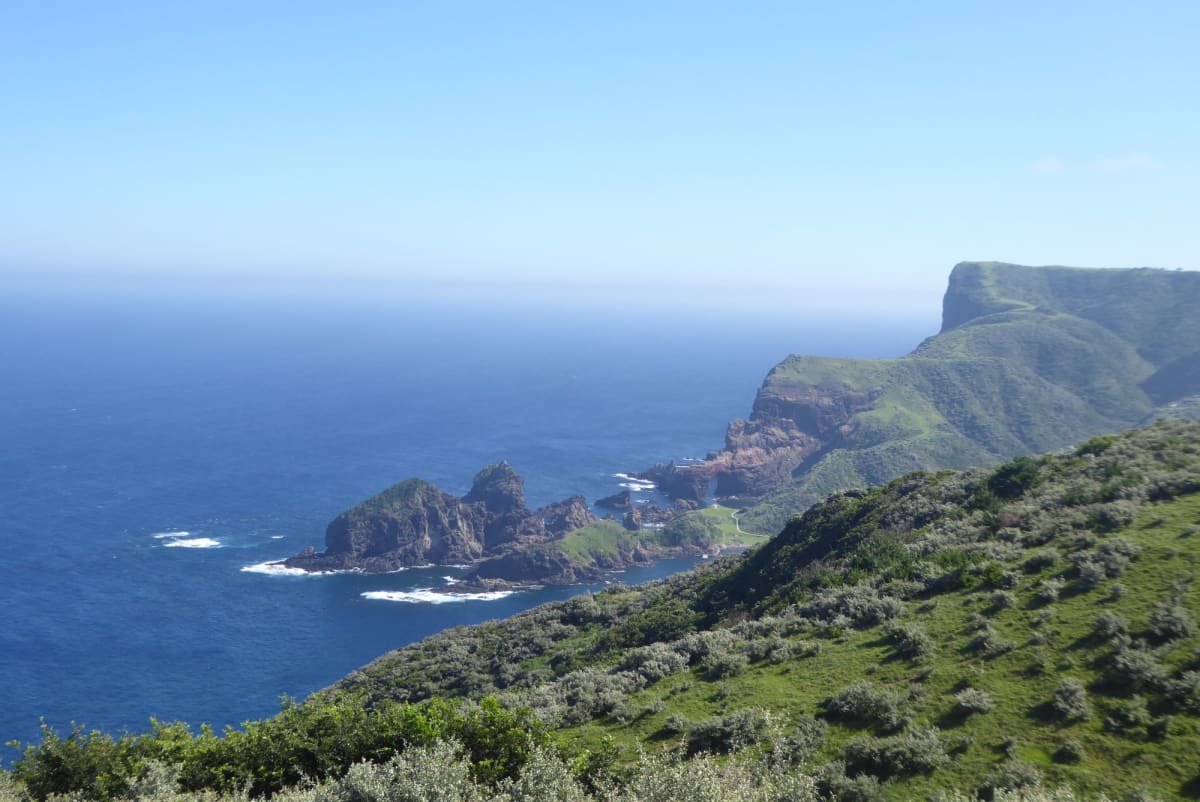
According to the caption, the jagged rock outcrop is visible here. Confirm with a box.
[595,490,633,511]
[284,463,595,573]
[641,262,1200,532]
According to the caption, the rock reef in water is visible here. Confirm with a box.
[284,462,594,573]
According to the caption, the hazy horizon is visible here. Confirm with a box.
[2,2,1196,309]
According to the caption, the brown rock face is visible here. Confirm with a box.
[284,463,595,573]
[641,377,882,504]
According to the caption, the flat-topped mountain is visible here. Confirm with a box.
[643,262,1200,531]
[284,462,593,573]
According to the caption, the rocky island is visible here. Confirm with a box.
[282,461,759,585]
[284,462,593,574]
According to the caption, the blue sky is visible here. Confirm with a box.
[0,1,1195,310]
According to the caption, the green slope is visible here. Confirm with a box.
[735,263,1200,533]
[331,419,1200,799]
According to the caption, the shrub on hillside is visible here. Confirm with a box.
[803,584,904,630]
[772,715,828,767]
[825,681,909,731]
[979,760,1042,800]
[685,708,772,755]
[619,643,689,683]
[1106,646,1168,694]
[1035,578,1064,605]
[885,621,935,662]
[1105,696,1151,734]
[1092,611,1128,641]
[1053,739,1085,764]
[1022,549,1059,574]
[842,727,947,779]
[702,650,749,680]
[969,625,1016,658]
[1148,596,1195,642]
[953,688,994,717]
[1051,678,1091,722]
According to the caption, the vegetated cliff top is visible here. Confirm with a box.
[664,262,1200,534]
[334,418,1200,800]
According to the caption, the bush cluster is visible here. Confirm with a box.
[824,681,909,731]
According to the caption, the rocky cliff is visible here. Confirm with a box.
[642,262,1200,532]
[284,462,594,573]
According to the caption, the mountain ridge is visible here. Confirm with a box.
[643,262,1200,533]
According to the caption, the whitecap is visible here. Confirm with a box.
[240,560,360,576]
[151,531,191,539]
[361,588,515,604]
[163,537,221,549]
[270,535,285,540]
[443,575,460,585]
[618,481,657,492]
[241,561,317,576]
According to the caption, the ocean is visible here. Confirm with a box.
[0,283,930,754]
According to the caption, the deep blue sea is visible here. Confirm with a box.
[0,283,931,755]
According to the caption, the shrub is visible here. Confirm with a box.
[702,650,749,680]
[772,715,828,767]
[1106,646,1168,694]
[989,590,1016,611]
[662,714,689,735]
[970,626,1016,658]
[1165,670,1200,712]
[825,681,909,731]
[814,761,881,802]
[802,585,904,629]
[1106,695,1152,734]
[1093,611,1128,641]
[842,727,947,779]
[685,708,772,755]
[1022,550,1059,574]
[333,741,483,802]
[953,688,994,716]
[1148,597,1195,642]
[885,621,935,662]
[1051,678,1091,722]
[1073,557,1106,590]
[746,635,790,664]
[620,643,689,683]
[1036,578,1064,604]
[1053,739,1085,763]
[980,760,1042,799]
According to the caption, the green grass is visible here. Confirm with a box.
[556,493,1200,799]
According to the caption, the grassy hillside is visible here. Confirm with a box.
[9,420,1200,801]
[328,419,1200,799]
[734,263,1200,533]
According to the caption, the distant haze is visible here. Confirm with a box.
[1,2,1196,310]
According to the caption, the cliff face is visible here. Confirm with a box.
[644,262,1200,532]
[285,463,595,573]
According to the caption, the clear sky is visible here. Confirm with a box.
[1,1,1196,311]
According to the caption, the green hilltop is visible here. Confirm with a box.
[723,262,1200,533]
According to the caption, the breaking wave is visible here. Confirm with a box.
[361,588,515,604]
[162,537,221,549]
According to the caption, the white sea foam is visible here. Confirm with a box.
[361,588,515,604]
[242,561,313,576]
[151,531,191,539]
[163,537,222,549]
[443,576,460,585]
[239,560,355,576]
[618,481,657,492]
[270,535,285,540]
